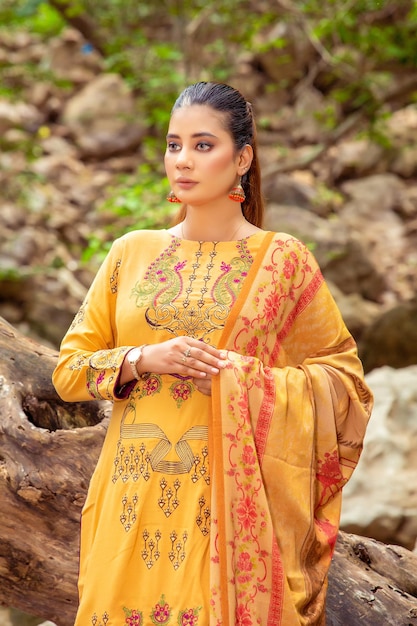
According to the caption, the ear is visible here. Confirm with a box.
[237,144,253,175]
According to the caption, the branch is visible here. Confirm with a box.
[48,0,107,57]
[261,71,417,180]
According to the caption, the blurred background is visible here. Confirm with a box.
[1,0,417,623]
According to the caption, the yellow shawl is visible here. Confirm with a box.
[210,232,372,625]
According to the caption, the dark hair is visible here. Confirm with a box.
[171,82,264,228]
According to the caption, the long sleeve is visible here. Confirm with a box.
[52,237,135,402]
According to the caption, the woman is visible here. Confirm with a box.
[53,82,373,626]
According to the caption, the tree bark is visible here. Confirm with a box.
[1,316,416,625]
[0,316,109,624]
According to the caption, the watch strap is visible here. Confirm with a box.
[128,344,148,380]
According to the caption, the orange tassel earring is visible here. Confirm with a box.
[167,190,181,203]
[228,179,245,203]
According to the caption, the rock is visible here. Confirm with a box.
[253,22,314,83]
[62,73,146,158]
[326,284,381,342]
[329,139,387,180]
[263,173,317,210]
[360,300,417,372]
[48,28,103,84]
[0,100,43,134]
[293,87,337,143]
[264,203,386,301]
[339,174,410,300]
[341,365,417,550]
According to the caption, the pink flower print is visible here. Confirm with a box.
[220,262,231,272]
[125,609,142,626]
[175,260,187,271]
[246,336,258,356]
[264,292,280,322]
[241,445,256,468]
[152,598,171,623]
[156,270,167,283]
[173,383,191,402]
[283,257,297,279]
[236,495,257,531]
[179,608,199,625]
[316,451,344,506]
[236,603,253,626]
[237,551,252,572]
[237,551,253,582]
[144,375,159,395]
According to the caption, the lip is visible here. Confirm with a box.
[175,177,197,189]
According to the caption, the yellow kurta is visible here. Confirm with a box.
[53,230,267,625]
[53,229,372,626]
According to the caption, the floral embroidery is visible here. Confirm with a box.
[130,240,253,340]
[91,602,202,626]
[177,606,201,625]
[169,380,193,407]
[123,607,143,625]
[150,595,172,623]
[134,374,163,400]
[84,347,128,399]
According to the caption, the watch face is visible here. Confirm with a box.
[129,348,141,363]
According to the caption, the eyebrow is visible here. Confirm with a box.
[166,132,218,139]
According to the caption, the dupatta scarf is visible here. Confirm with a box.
[209,232,372,625]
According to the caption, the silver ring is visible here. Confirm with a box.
[184,347,191,358]
[181,355,187,364]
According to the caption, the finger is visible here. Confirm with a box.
[192,377,212,396]
[186,345,227,371]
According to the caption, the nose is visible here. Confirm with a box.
[175,148,192,170]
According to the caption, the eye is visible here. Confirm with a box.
[196,141,212,151]
[167,141,181,152]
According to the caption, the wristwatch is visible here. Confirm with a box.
[127,344,148,380]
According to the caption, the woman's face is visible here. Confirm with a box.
[164,104,246,207]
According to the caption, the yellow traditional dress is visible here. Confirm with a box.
[53,229,372,626]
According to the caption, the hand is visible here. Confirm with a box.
[192,374,213,396]
[139,337,228,380]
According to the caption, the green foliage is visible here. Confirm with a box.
[270,1,417,126]
[81,164,175,265]
[0,0,64,35]
[1,0,417,267]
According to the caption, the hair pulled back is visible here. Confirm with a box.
[171,82,264,228]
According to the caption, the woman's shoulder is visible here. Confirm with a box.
[269,231,310,250]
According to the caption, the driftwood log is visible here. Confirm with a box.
[1,315,417,625]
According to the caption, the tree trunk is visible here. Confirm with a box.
[0,315,416,625]
[0,316,109,624]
